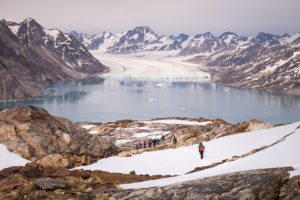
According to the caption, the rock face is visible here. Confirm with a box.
[0,165,297,199]
[113,168,290,200]
[0,106,118,167]
[0,18,107,102]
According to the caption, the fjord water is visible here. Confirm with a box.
[1,77,300,124]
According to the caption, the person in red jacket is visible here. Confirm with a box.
[198,141,205,159]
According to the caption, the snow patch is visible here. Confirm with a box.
[0,143,29,170]
[143,119,211,126]
[89,131,100,134]
[44,29,60,41]
[81,125,95,129]
[8,24,20,35]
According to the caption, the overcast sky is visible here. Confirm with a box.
[1,0,299,36]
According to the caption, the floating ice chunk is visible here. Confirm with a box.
[149,98,157,103]
[156,83,163,87]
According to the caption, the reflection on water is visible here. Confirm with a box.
[1,77,300,124]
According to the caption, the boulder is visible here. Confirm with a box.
[279,175,300,199]
[32,178,67,190]
[112,168,290,200]
[0,106,119,167]
[35,154,70,168]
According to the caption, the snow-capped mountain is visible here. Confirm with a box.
[0,18,106,101]
[72,27,300,56]
[218,37,300,93]
[71,26,191,54]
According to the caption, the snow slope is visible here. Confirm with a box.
[0,144,29,170]
[77,122,300,181]
[120,122,300,189]
[91,51,210,80]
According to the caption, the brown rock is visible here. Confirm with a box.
[112,168,290,200]
[32,177,67,190]
[0,106,119,168]
[0,174,27,192]
[279,175,300,200]
[35,154,69,168]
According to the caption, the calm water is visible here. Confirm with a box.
[1,77,300,124]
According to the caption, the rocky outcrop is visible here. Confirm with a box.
[0,164,168,200]
[112,168,291,200]
[279,175,300,199]
[0,18,107,102]
[80,118,273,157]
[0,165,297,199]
[0,106,118,167]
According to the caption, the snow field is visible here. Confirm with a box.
[121,123,300,189]
[76,122,300,179]
[0,144,29,171]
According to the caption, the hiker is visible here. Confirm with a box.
[143,140,147,148]
[198,141,205,159]
[172,136,177,148]
[149,138,153,148]
[153,138,157,147]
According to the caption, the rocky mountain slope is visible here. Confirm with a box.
[0,18,107,102]
[0,106,118,168]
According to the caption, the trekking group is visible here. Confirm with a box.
[136,135,206,160]
[135,138,161,149]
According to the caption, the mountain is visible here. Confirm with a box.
[0,18,107,102]
[71,26,190,54]
[72,27,300,94]
[73,28,299,55]
[218,38,300,94]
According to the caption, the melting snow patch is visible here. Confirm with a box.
[81,125,95,129]
[88,131,100,134]
[134,131,170,138]
[115,140,130,144]
[143,119,211,126]
[0,144,29,170]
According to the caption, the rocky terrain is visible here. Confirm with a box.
[80,118,272,157]
[0,106,118,168]
[0,165,299,199]
[0,18,107,102]
[0,106,299,199]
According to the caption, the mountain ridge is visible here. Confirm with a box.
[0,18,107,102]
